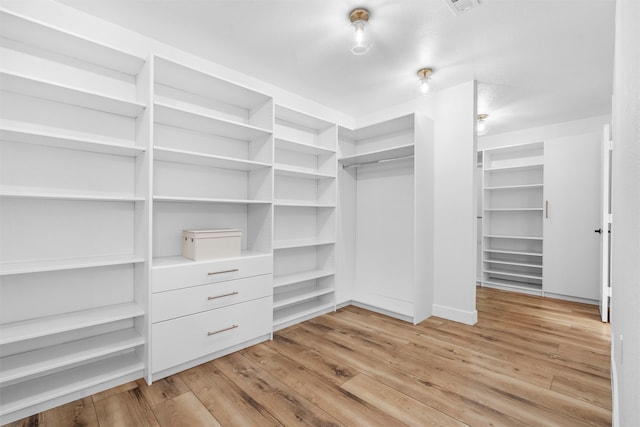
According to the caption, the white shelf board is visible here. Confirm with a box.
[154,101,271,142]
[482,141,544,154]
[273,288,335,310]
[339,114,414,142]
[481,278,543,292]
[484,259,542,268]
[484,269,542,280]
[0,186,143,202]
[274,165,335,180]
[338,144,414,167]
[0,71,145,118]
[274,269,335,289]
[273,239,336,250]
[484,208,543,212]
[484,163,544,173]
[484,234,543,241]
[152,250,270,269]
[274,200,336,208]
[155,55,270,111]
[1,10,145,75]
[275,105,334,132]
[484,249,543,257]
[484,184,544,191]
[273,301,336,329]
[153,195,270,205]
[275,137,335,155]
[0,352,143,417]
[1,254,145,276]
[154,147,270,171]
[0,121,145,157]
[0,328,143,385]
[0,303,144,345]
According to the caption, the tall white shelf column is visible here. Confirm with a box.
[149,55,274,379]
[272,105,338,330]
[481,142,545,295]
[0,10,149,424]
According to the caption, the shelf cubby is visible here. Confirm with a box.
[154,55,272,131]
[0,71,145,118]
[0,303,143,346]
[0,352,143,419]
[0,328,144,386]
[0,121,145,157]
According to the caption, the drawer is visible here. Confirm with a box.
[152,254,272,293]
[152,296,272,373]
[152,274,272,323]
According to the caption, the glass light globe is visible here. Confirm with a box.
[477,116,490,136]
[350,20,373,55]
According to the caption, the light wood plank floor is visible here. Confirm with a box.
[6,288,612,426]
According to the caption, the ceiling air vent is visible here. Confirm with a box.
[444,0,480,15]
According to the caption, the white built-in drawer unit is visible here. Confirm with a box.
[151,254,272,292]
[150,254,273,376]
[152,296,271,373]
[152,274,272,323]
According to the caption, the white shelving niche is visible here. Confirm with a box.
[152,55,274,265]
[481,142,544,295]
[272,106,337,331]
[0,10,149,424]
[150,56,274,379]
[338,114,434,324]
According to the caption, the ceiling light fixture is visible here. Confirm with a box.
[349,8,373,55]
[477,114,489,136]
[416,68,433,95]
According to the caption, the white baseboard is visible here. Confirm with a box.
[611,340,619,427]
[432,304,478,325]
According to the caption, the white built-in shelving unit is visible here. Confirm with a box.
[481,142,544,294]
[149,55,274,379]
[0,9,149,423]
[272,106,337,330]
[338,114,433,324]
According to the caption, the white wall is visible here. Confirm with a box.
[610,0,640,425]
[432,81,478,325]
[478,114,611,151]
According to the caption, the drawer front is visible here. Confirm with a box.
[152,297,272,373]
[152,274,272,323]
[152,254,272,293]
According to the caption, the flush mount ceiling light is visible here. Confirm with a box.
[477,114,490,136]
[349,8,373,55]
[416,68,433,95]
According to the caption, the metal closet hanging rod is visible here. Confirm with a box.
[342,154,415,169]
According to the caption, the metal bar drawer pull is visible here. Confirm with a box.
[207,325,238,336]
[208,268,239,276]
[207,291,239,300]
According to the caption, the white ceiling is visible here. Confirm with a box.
[55,0,616,135]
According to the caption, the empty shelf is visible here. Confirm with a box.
[0,71,145,117]
[0,122,145,157]
[0,353,143,416]
[274,270,335,289]
[154,147,271,171]
[0,303,144,345]
[0,328,144,385]
[1,254,145,276]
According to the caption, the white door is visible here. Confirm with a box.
[543,133,601,300]
[599,125,612,322]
